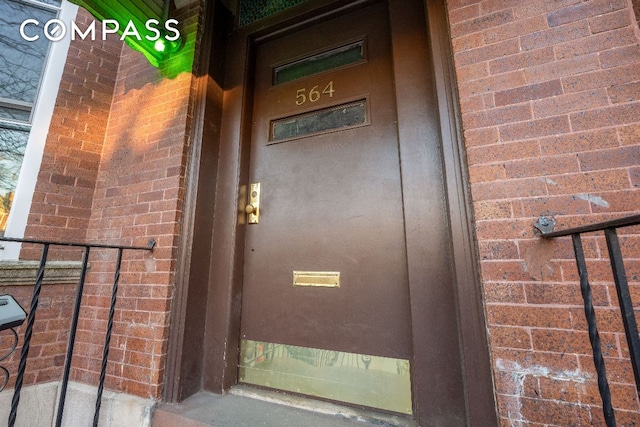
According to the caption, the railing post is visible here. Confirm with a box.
[572,234,616,427]
[93,247,123,427]
[8,244,49,427]
[0,236,154,426]
[55,246,91,427]
[604,228,640,396]
[537,215,640,424]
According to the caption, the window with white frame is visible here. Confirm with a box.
[0,0,76,257]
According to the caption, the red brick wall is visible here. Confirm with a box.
[22,9,122,261]
[11,2,200,400]
[0,283,76,389]
[1,10,121,392]
[447,0,640,425]
[69,3,202,399]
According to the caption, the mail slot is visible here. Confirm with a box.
[293,271,340,288]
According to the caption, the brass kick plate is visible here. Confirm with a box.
[239,339,412,415]
[293,271,340,288]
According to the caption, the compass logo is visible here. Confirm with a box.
[20,18,180,43]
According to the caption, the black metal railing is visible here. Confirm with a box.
[535,214,640,427]
[0,236,155,427]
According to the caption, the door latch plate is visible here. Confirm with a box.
[247,182,260,224]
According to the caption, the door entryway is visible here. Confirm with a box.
[238,2,413,414]
[166,0,498,425]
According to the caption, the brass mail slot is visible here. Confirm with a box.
[293,271,340,288]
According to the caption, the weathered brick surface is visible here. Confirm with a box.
[3,9,120,392]
[15,2,202,401]
[448,0,640,424]
[70,3,202,399]
[0,284,76,389]
[22,10,121,261]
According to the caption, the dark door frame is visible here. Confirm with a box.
[165,0,498,425]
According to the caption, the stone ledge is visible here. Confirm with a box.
[0,261,85,285]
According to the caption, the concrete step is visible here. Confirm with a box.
[152,385,416,427]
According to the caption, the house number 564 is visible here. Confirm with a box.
[295,81,335,106]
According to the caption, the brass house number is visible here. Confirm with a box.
[295,81,335,106]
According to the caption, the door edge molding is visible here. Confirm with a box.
[423,0,499,425]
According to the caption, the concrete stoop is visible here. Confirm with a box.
[0,381,155,427]
[152,385,416,427]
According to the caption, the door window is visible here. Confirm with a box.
[270,99,368,142]
[273,40,365,84]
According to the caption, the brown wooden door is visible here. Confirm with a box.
[239,2,415,413]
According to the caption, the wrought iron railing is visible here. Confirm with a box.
[535,214,640,427]
[0,236,155,427]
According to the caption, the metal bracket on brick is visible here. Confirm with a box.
[533,216,556,234]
